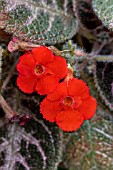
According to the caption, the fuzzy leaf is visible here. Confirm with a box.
[75,0,113,43]
[0,0,77,44]
[94,61,113,111]
[92,0,113,31]
[0,117,63,170]
[61,111,113,170]
[75,0,101,30]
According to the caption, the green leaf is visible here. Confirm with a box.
[62,113,113,170]
[0,0,78,44]
[92,0,113,30]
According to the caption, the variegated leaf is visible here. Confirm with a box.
[94,61,113,111]
[61,111,113,170]
[0,109,63,170]
[92,0,113,31]
[75,0,113,43]
[0,0,78,44]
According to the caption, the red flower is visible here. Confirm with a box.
[40,78,97,132]
[16,46,67,95]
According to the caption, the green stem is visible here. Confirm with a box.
[88,55,113,62]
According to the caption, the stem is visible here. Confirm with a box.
[0,94,17,119]
[88,55,113,62]
[48,46,62,55]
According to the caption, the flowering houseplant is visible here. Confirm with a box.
[0,0,113,170]
[40,67,96,131]
[16,45,96,131]
[16,46,67,95]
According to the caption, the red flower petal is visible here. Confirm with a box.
[68,78,90,99]
[36,75,59,95]
[17,74,37,93]
[56,110,83,132]
[40,98,62,122]
[78,96,97,120]
[18,52,35,67]
[47,82,67,101]
[32,46,54,65]
[16,64,33,76]
[47,56,67,79]
[72,96,82,109]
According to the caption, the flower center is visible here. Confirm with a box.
[34,64,45,75]
[63,96,74,107]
